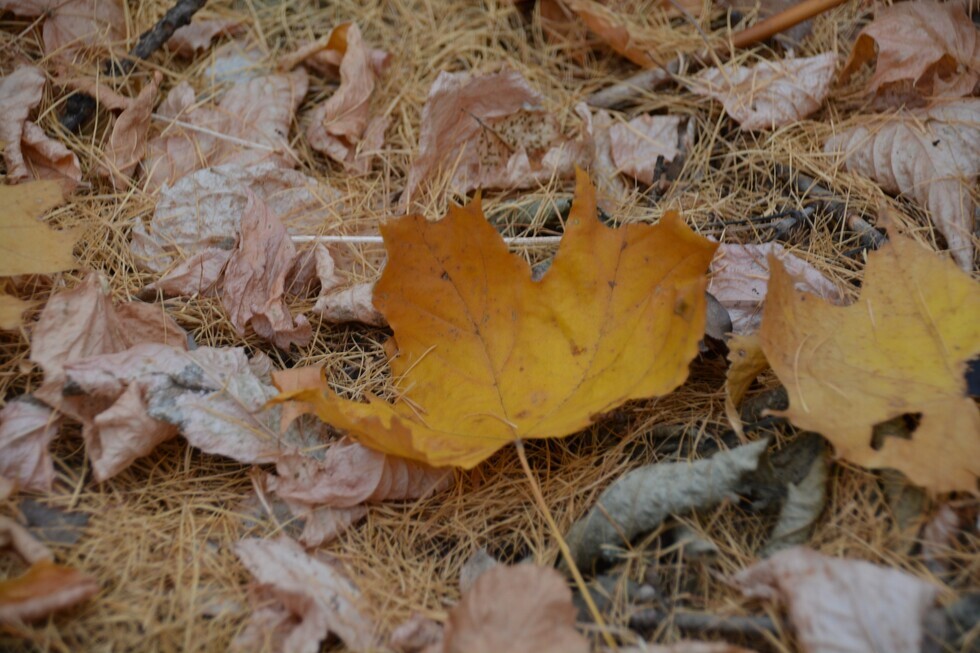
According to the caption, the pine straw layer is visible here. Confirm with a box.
[1,0,978,651]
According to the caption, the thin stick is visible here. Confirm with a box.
[151,114,279,152]
[587,0,848,108]
[290,234,564,246]
[514,439,618,651]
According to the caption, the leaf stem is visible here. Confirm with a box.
[513,439,618,651]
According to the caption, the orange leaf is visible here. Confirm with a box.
[0,559,98,623]
[279,170,716,468]
[758,220,980,493]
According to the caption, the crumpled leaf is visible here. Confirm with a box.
[313,246,384,324]
[0,399,62,494]
[29,273,188,478]
[564,438,768,570]
[58,344,319,479]
[390,613,444,653]
[143,69,308,189]
[0,181,74,277]
[0,0,125,59]
[708,243,845,335]
[97,72,161,183]
[757,222,980,493]
[165,17,243,57]
[734,547,939,653]
[0,66,80,188]
[132,163,340,273]
[841,0,979,100]
[283,171,716,468]
[824,100,980,271]
[608,114,684,185]
[268,438,450,546]
[234,536,378,653]
[443,564,589,653]
[0,516,97,623]
[301,23,389,173]
[403,68,592,204]
[220,191,311,348]
[279,25,391,78]
[689,54,836,130]
[761,452,828,556]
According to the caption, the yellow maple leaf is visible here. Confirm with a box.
[279,170,717,468]
[0,181,74,277]
[758,220,980,493]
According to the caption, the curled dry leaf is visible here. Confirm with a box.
[0,65,80,188]
[564,438,768,570]
[59,344,321,480]
[708,243,845,335]
[303,23,389,173]
[608,114,683,185]
[824,100,980,271]
[281,171,716,468]
[443,564,588,653]
[234,536,378,653]
[143,69,308,189]
[0,516,97,624]
[734,547,939,653]
[97,72,161,183]
[132,163,341,274]
[313,253,384,325]
[689,53,836,130]
[0,399,62,494]
[841,0,980,100]
[220,191,311,348]
[757,223,980,493]
[0,0,125,59]
[165,17,243,57]
[403,68,592,204]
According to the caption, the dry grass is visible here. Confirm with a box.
[1,0,978,651]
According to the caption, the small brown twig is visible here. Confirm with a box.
[587,0,848,108]
[61,0,208,131]
[629,608,778,640]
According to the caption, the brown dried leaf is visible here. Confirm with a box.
[842,0,980,100]
[824,100,980,270]
[690,54,836,130]
[305,23,387,173]
[443,564,588,653]
[21,121,82,191]
[220,191,311,349]
[234,536,378,653]
[143,70,308,189]
[734,547,938,653]
[97,72,161,183]
[0,65,46,183]
[0,0,126,59]
[0,559,98,623]
[708,243,844,335]
[563,0,658,68]
[608,114,683,185]
[165,18,243,57]
[403,68,592,203]
[0,399,62,494]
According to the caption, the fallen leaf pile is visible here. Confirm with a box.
[1,0,979,651]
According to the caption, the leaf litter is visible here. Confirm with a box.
[1,0,978,651]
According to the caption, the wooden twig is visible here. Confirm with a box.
[629,608,778,639]
[61,0,208,131]
[587,0,848,108]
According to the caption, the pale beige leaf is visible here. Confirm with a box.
[734,547,938,653]
[0,181,74,277]
[0,399,61,493]
[41,0,125,59]
[0,65,46,182]
[21,122,82,191]
[0,294,32,331]
[146,248,231,297]
[288,504,368,548]
[220,191,311,348]
[842,0,980,99]
[305,23,387,173]
[443,564,588,653]
[131,163,341,272]
[708,243,845,335]
[609,114,683,184]
[403,68,592,204]
[165,18,243,57]
[390,614,444,653]
[314,281,384,325]
[59,344,321,477]
[97,72,160,183]
[690,53,836,130]
[234,536,378,653]
[824,100,980,270]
